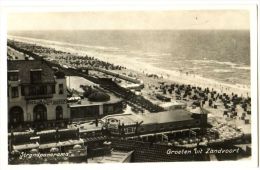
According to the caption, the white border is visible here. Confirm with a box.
[0,1,258,170]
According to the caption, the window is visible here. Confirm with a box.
[56,106,63,120]
[30,70,42,82]
[160,125,164,130]
[35,85,47,95]
[29,86,36,96]
[127,127,134,134]
[9,106,24,123]
[195,120,200,125]
[33,104,47,121]
[36,86,41,95]
[21,86,24,96]
[51,85,56,93]
[108,106,113,113]
[42,85,47,94]
[8,71,19,81]
[110,129,119,134]
[59,84,64,94]
[11,87,19,98]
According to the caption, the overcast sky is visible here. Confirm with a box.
[8,10,249,31]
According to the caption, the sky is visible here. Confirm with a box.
[7,10,250,31]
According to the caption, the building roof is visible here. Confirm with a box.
[88,91,110,102]
[69,92,123,107]
[8,60,55,84]
[159,100,187,108]
[102,109,195,126]
[98,150,133,163]
[66,76,98,93]
[145,109,194,124]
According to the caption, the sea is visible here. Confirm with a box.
[8,30,251,87]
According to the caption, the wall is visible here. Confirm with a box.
[8,77,68,123]
[70,101,123,119]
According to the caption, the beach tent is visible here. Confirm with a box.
[73,144,82,149]
[30,148,38,154]
[50,147,59,153]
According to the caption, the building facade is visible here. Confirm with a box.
[69,101,124,119]
[8,60,68,129]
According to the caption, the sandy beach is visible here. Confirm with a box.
[9,35,251,97]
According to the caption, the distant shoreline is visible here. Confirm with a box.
[8,35,251,97]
